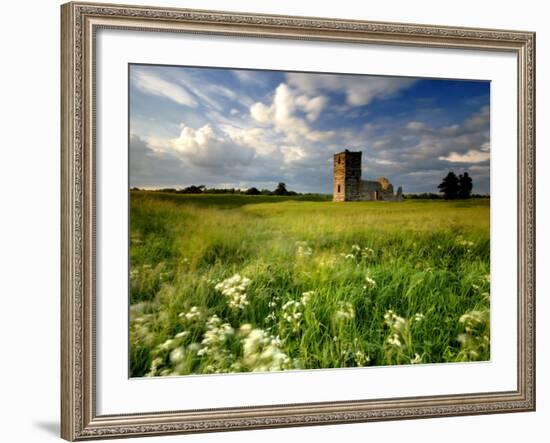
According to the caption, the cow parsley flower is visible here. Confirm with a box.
[387,333,402,348]
[364,275,376,289]
[301,291,315,304]
[296,241,313,257]
[215,274,251,310]
[241,328,290,372]
[179,306,202,322]
[334,301,355,321]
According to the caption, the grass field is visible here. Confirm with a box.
[129,191,490,377]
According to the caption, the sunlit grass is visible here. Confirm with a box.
[129,191,490,377]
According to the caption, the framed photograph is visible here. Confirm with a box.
[61,1,536,440]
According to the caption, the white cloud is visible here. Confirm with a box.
[406,121,426,131]
[220,124,277,155]
[250,102,272,123]
[152,124,256,169]
[233,70,267,86]
[250,83,333,144]
[296,95,328,122]
[132,70,198,107]
[439,149,490,163]
[286,73,417,107]
[281,146,307,163]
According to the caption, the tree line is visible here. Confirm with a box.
[131,182,310,196]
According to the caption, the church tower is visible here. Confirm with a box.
[333,150,362,202]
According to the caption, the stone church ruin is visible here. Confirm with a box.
[333,150,403,202]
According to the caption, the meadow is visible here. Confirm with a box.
[129,191,490,377]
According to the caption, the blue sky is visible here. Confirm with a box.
[129,64,490,194]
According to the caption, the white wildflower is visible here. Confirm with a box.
[215,274,251,310]
[175,331,190,339]
[456,236,475,248]
[361,247,375,259]
[169,347,185,364]
[301,291,315,304]
[410,353,422,364]
[387,333,402,348]
[264,312,277,323]
[334,301,355,321]
[147,357,163,376]
[296,241,313,258]
[241,328,290,372]
[187,342,201,352]
[384,310,407,332]
[179,306,202,322]
[198,315,234,358]
[355,351,370,366]
[457,308,490,360]
[238,323,253,337]
[414,313,425,323]
[158,338,176,351]
[282,299,304,331]
[196,346,208,357]
[459,310,489,333]
[364,275,376,289]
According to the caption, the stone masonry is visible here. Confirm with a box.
[333,150,403,202]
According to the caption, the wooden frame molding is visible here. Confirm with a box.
[61,2,535,440]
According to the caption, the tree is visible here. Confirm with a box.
[273,182,289,196]
[438,172,460,200]
[458,172,473,199]
[245,187,261,195]
[182,185,205,194]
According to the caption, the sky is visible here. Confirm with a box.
[129,64,490,194]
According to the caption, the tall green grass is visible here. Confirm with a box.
[130,191,490,377]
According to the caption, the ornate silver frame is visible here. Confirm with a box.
[61,2,536,440]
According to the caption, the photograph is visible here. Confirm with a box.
[128,64,491,378]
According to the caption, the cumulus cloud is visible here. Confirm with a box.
[406,121,426,131]
[132,70,198,107]
[286,73,417,107]
[295,95,328,122]
[250,83,333,143]
[167,124,256,169]
[220,124,277,156]
[280,146,307,164]
[439,149,490,163]
[130,134,187,187]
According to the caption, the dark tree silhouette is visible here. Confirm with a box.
[458,172,473,199]
[245,187,261,195]
[182,185,205,194]
[273,182,289,196]
[438,172,460,200]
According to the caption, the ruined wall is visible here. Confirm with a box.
[333,151,403,202]
[358,180,380,201]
